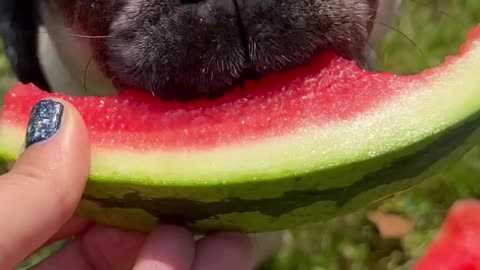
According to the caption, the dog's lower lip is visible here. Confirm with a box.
[109,49,357,103]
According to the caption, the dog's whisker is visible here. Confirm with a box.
[405,0,465,25]
[150,88,156,97]
[37,27,112,40]
[68,33,112,39]
[366,39,376,53]
[83,57,93,93]
[373,21,423,56]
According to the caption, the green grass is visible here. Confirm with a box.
[2,0,480,269]
[379,0,480,74]
[0,43,15,95]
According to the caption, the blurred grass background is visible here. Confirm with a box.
[0,43,15,94]
[1,0,480,269]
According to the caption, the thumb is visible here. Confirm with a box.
[0,99,90,269]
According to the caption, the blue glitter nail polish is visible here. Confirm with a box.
[25,100,64,148]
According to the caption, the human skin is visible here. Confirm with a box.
[0,99,255,270]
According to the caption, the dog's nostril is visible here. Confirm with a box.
[180,0,204,4]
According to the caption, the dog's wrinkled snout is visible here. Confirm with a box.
[103,0,375,101]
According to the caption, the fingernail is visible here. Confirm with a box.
[25,100,64,148]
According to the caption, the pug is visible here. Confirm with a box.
[0,0,402,265]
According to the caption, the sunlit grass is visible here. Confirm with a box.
[0,43,15,96]
[379,0,480,74]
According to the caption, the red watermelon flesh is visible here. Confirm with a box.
[413,200,480,270]
[1,26,478,151]
[0,24,479,233]
[0,53,424,151]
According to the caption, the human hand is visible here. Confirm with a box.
[0,99,254,270]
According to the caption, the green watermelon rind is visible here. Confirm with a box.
[0,29,479,233]
[76,114,480,232]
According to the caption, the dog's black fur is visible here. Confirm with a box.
[1,0,378,101]
[0,0,50,91]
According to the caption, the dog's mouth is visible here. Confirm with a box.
[103,43,373,104]
[46,0,378,102]
[108,48,368,103]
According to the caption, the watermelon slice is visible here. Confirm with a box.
[413,200,480,270]
[0,24,479,233]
